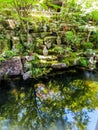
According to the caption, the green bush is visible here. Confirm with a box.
[81,42,94,50]
[79,57,88,67]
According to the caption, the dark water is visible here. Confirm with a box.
[0,70,98,130]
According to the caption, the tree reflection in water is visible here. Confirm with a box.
[0,71,98,130]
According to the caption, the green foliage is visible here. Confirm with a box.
[81,42,94,50]
[29,54,51,78]
[79,57,88,67]
[16,43,25,54]
[65,31,74,43]
[53,46,65,54]
[31,66,51,78]
[0,57,6,62]
[42,0,62,11]
[92,11,98,20]
[1,50,16,59]
[0,0,98,73]
[90,32,98,47]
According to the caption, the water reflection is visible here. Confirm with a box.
[0,70,98,130]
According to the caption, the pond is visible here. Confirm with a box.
[0,69,98,130]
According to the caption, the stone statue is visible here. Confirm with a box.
[43,46,48,56]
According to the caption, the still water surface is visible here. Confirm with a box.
[0,70,98,130]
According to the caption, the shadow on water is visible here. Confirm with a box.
[0,70,98,130]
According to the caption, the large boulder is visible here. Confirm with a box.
[0,57,23,78]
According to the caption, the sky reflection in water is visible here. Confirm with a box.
[0,70,98,130]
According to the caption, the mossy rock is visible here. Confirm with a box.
[29,24,39,33]
[32,33,40,38]
[44,36,57,41]
[40,32,52,38]
[36,38,44,48]
[62,52,80,66]
[44,36,57,48]
[12,36,19,44]
[52,46,65,54]
[63,57,73,67]
[63,60,70,66]
[1,19,16,29]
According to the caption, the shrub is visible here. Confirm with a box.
[81,42,94,50]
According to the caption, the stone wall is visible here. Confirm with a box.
[0,11,98,80]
